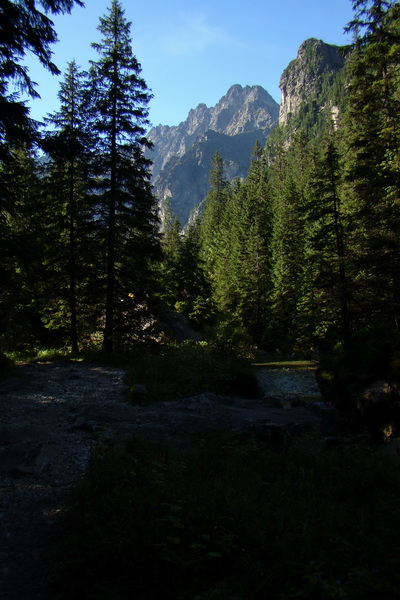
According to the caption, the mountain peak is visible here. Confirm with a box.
[146,84,279,224]
[147,84,279,180]
[279,38,345,125]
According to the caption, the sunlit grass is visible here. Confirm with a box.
[4,346,130,368]
[252,359,318,369]
[5,347,76,364]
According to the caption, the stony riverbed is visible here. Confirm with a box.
[0,359,325,600]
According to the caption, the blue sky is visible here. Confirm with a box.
[23,0,355,128]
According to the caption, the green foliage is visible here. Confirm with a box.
[2,0,400,360]
[126,340,259,404]
[158,211,210,325]
[341,0,400,327]
[60,436,400,600]
[0,0,83,158]
[42,60,100,353]
[88,0,159,353]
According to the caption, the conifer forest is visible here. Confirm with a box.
[4,3,400,599]
[1,0,400,371]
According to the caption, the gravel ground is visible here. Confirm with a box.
[0,361,126,600]
[255,367,320,401]
[0,360,322,599]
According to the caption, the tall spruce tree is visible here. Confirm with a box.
[267,134,307,351]
[89,0,159,352]
[211,143,271,342]
[343,0,400,327]
[42,60,98,352]
[200,151,230,286]
[0,145,46,349]
[158,202,182,307]
[298,131,351,348]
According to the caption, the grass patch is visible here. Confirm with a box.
[126,341,260,404]
[4,346,131,368]
[58,435,400,600]
[5,347,73,364]
[252,360,318,369]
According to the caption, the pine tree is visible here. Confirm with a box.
[158,202,182,307]
[0,145,46,349]
[267,134,307,351]
[212,143,272,342]
[200,151,230,285]
[343,0,400,327]
[89,0,159,352]
[298,131,351,348]
[0,0,84,159]
[178,218,211,324]
[42,60,97,352]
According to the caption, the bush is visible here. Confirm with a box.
[59,436,400,600]
[126,340,260,404]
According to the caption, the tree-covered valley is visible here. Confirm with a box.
[1,0,400,364]
[2,1,400,599]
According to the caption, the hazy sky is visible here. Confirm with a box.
[23,0,355,128]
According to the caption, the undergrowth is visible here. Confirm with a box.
[126,340,260,404]
[58,435,400,600]
[5,346,132,367]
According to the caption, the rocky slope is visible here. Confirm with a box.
[147,84,279,225]
[279,38,345,126]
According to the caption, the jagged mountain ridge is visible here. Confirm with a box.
[146,84,279,224]
[148,84,279,179]
[147,40,346,226]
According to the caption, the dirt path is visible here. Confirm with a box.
[0,360,322,599]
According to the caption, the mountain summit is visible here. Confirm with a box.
[279,38,345,126]
[146,84,279,224]
[147,39,346,226]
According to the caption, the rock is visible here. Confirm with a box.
[355,381,399,413]
[279,38,345,126]
[354,380,400,440]
[156,307,202,342]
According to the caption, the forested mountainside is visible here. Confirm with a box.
[159,0,400,363]
[146,84,279,225]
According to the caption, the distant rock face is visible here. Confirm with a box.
[279,38,345,126]
[146,84,279,225]
[147,41,346,225]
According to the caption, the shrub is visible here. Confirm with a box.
[126,341,260,404]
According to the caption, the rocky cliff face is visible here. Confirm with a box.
[147,41,346,226]
[279,38,345,126]
[146,85,279,224]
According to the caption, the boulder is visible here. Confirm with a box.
[354,380,400,440]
